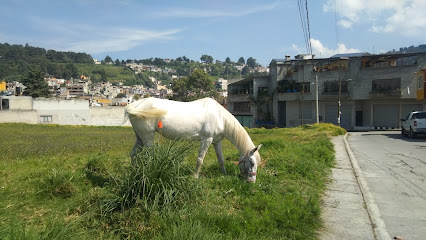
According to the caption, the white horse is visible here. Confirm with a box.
[125,97,262,182]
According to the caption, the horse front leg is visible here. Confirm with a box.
[213,141,227,175]
[194,137,213,178]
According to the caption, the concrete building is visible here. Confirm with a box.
[228,52,426,130]
[0,96,130,126]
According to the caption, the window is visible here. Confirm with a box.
[1,98,9,110]
[258,87,268,96]
[301,82,311,93]
[234,102,250,112]
[372,78,401,92]
[418,75,424,89]
[324,81,348,93]
[40,115,52,123]
[413,112,426,119]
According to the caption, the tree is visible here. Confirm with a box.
[22,67,50,98]
[241,65,250,76]
[116,93,126,98]
[200,54,213,64]
[115,59,121,66]
[171,69,214,101]
[246,57,257,68]
[225,57,231,64]
[104,55,113,63]
[238,57,245,65]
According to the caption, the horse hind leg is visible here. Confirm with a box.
[130,132,144,164]
[194,137,213,178]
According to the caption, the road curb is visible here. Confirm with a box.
[343,133,391,240]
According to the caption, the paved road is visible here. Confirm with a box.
[347,131,426,240]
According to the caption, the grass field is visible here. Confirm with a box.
[0,123,345,239]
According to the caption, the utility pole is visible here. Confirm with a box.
[315,74,319,123]
[338,77,341,126]
[301,83,304,125]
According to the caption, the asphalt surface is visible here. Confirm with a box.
[321,131,426,240]
[348,131,426,240]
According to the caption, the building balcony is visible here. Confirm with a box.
[228,93,251,102]
[321,92,349,99]
[369,90,402,98]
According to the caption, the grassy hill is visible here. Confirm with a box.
[75,63,136,83]
[0,123,345,239]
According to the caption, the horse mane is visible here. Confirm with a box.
[218,102,259,163]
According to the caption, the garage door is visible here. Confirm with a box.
[373,104,399,128]
[235,115,253,128]
[325,104,352,129]
[401,104,423,118]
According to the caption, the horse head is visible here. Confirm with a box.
[239,144,262,183]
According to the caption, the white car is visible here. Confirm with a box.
[401,111,426,138]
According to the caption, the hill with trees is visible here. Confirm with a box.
[0,43,267,88]
[386,44,426,54]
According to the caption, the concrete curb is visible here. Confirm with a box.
[343,133,391,240]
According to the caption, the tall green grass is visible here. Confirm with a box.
[0,123,345,239]
[103,140,198,214]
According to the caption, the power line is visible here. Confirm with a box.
[297,0,312,55]
[297,0,309,54]
[334,0,339,45]
[305,0,312,55]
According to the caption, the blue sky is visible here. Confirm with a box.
[1,0,425,66]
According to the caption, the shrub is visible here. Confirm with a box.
[102,139,198,215]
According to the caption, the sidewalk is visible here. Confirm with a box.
[319,135,374,239]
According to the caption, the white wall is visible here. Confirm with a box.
[0,110,38,124]
[0,97,130,126]
[90,106,130,126]
[33,98,91,125]
[8,96,33,110]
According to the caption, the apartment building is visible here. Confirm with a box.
[228,52,426,130]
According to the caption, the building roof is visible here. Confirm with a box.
[330,52,371,58]
[228,75,270,86]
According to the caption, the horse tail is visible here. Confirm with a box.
[126,106,167,119]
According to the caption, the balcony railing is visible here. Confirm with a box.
[369,89,402,98]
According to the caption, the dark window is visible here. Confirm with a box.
[1,98,9,110]
[372,78,401,91]
[234,102,250,112]
[258,87,268,96]
[413,112,426,119]
[324,81,348,93]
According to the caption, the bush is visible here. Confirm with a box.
[102,139,198,215]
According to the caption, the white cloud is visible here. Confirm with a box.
[66,28,181,54]
[155,2,280,18]
[27,17,182,54]
[292,38,360,58]
[323,0,426,37]
[337,19,352,29]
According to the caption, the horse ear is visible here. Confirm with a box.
[250,144,262,154]
[255,144,262,152]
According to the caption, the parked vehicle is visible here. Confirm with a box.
[401,111,426,138]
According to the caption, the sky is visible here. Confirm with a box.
[1,0,425,66]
